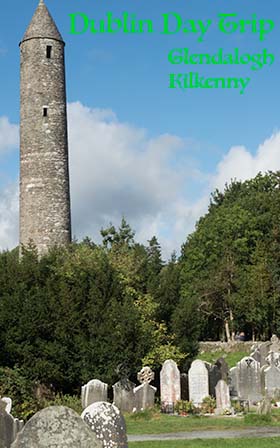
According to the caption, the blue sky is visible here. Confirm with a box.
[0,0,280,257]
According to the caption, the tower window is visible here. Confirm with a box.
[43,107,48,117]
[46,46,52,59]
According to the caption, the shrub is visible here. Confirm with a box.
[200,396,216,414]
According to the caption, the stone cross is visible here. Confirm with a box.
[134,366,156,411]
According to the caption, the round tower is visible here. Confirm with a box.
[19,0,71,255]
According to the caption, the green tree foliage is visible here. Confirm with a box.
[176,171,280,342]
[0,243,145,391]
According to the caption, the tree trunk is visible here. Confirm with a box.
[225,320,231,342]
[229,308,235,341]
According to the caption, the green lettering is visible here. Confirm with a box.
[69,13,89,35]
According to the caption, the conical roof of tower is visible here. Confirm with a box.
[21,0,63,44]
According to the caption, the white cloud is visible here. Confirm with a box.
[213,132,280,191]
[68,101,194,256]
[0,105,280,257]
[0,184,18,250]
[0,117,19,153]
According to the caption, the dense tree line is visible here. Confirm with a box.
[178,171,280,343]
[0,172,280,401]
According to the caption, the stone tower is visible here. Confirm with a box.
[19,0,71,255]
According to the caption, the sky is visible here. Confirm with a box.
[1,0,280,258]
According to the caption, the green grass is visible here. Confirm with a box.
[197,351,249,368]
[125,410,280,435]
[129,438,280,448]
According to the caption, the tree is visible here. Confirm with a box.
[176,171,280,343]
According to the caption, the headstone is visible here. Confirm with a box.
[180,373,189,401]
[208,364,222,397]
[215,380,231,414]
[266,351,280,369]
[0,404,24,448]
[259,341,272,367]
[270,335,280,353]
[250,348,261,364]
[237,356,262,403]
[264,364,280,399]
[188,360,209,406]
[160,359,181,411]
[11,406,101,448]
[134,366,156,411]
[257,397,271,415]
[215,358,229,381]
[1,398,12,414]
[81,379,108,409]
[228,367,238,398]
[260,365,268,395]
[113,379,136,413]
[81,402,128,448]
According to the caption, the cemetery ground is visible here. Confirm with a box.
[129,439,280,448]
[126,410,280,447]
[125,408,280,434]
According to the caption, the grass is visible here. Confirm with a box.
[129,438,280,448]
[125,409,280,435]
[197,351,250,368]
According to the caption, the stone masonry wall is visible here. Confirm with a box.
[20,36,71,255]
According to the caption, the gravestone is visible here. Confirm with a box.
[11,406,101,448]
[259,341,272,367]
[0,399,23,448]
[215,358,229,382]
[228,367,238,398]
[260,365,268,395]
[264,365,280,399]
[81,379,108,409]
[237,356,262,402]
[215,380,231,414]
[1,398,12,414]
[270,335,280,353]
[134,383,156,411]
[266,351,280,369]
[188,360,209,406]
[257,397,271,415]
[250,348,261,364]
[160,359,181,411]
[113,379,136,413]
[180,373,189,401]
[134,366,156,411]
[82,402,128,448]
[208,364,222,397]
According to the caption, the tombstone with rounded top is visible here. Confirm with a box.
[264,364,280,399]
[81,401,128,448]
[160,359,181,409]
[11,406,101,448]
[188,360,209,406]
[81,379,108,409]
[237,356,262,402]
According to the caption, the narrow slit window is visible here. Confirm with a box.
[43,107,48,117]
[46,46,52,59]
